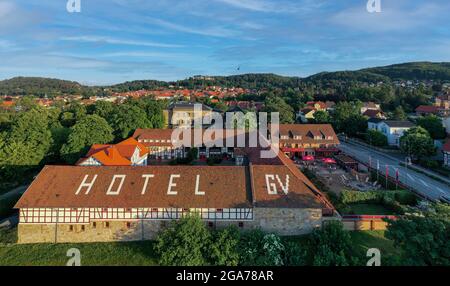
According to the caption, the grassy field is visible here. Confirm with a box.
[0,227,401,266]
[0,228,158,266]
[349,230,402,265]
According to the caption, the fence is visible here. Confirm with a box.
[342,215,397,231]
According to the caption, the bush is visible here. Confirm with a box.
[209,226,240,266]
[207,157,222,166]
[283,241,308,266]
[340,190,381,204]
[310,221,359,266]
[393,190,418,205]
[238,230,285,266]
[340,190,417,206]
[418,159,440,169]
[366,129,388,147]
[154,215,211,266]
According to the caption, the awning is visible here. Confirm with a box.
[281,147,305,152]
[315,148,339,152]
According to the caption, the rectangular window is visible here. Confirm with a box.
[104,222,110,228]
[208,222,214,228]
[81,225,85,231]
[238,222,244,228]
[69,225,74,231]
[92,222,96,228]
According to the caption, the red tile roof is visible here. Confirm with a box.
[415,105,439,114]
[15,166,250,209]
[77,138,148,166]
[277,124,340,145]
[363,109,383,118]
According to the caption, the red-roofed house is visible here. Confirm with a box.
[415,105,439,116]
[77,138,149,166]
[363,109,386,119]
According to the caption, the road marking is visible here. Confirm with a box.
[419,179,430,187]
[407,174,415,181]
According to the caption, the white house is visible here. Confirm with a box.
[368,119,415,147]
[443,140,450,167]
[442,117,450,135]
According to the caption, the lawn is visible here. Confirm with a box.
[0,228,158,266]
[349,231,402,265]
[347,203,397,215]
[0,228,401,266]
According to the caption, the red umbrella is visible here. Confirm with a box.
[302,155,315,161]
[322,158,336,164]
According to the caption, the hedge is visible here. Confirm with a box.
[340,190,417,205]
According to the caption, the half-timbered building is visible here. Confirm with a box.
[15,149,336,243]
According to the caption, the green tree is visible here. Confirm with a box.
[91,101,115,122]
[60,115,114,164]
[309,221,358,266]
[111,104,152,139]
[155,215,211,266]
[209,226,240,266]
[0,108,52,179]
[312,110,330,124]
[417,115,446,140]
[366,129,388,147]
[263,94,295,124]
[332,101,361,133]
[392,106,407,120]
[239,230,285,266]
[345,114,368,137]
[385,205,450,266]
[399,127,436,160]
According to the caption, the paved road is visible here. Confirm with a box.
[339,141,450,202]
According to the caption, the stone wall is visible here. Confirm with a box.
[249,208,323,235]
[17,220,163,244]
[17,208,324,243]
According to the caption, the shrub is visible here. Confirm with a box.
[340,190,417,206]
[238,230,285,266]
[340,190,381,204]
[283,241,308,266]
[154,215,211,266]
[209,226,240,266]
[310,221,359,266]
[366,129,388,147]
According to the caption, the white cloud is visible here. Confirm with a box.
[215,0,325,13]
[331,2,448,32]
[146,17,237,38]
[60,35,183,48]
[215,0,273,12]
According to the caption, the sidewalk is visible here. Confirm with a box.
[341,138,450,186]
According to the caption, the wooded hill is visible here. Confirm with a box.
[1,62,449,96]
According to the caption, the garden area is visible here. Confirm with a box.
[1,205,449,266]
[335,189,419,215]
[0,219,398,266]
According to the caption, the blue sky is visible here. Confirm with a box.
[0,0,449,85]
